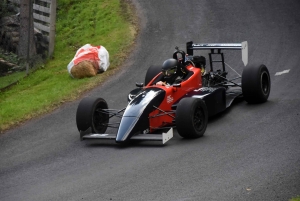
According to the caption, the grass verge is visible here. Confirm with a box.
[0,71,26,89]
[290,196,300,201]
[0,0,138,132]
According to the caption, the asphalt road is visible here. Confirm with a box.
[1,1,300,200]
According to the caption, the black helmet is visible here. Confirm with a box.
[162,58,178,77]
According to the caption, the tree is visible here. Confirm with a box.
[18,0,36,59]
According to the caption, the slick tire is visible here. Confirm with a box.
[176,98,208,138]
[76,97,109,134]
[242,64,271,104]
[145,65,162,85]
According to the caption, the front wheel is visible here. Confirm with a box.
[176,98,208,138]
[242,64,271,103]
[76,97,109,134]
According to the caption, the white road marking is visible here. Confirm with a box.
[275,69,290,76]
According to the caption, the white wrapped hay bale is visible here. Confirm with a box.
[67,44,110,78]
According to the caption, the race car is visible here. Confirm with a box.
[76,41,271,144]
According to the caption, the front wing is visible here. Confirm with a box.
[80,128,174,144]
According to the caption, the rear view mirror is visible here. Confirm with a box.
[136,82,144,87]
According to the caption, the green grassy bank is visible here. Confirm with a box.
[0,0,137,132]
[290,196,300,201]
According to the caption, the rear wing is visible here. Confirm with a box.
[186,41,248,67]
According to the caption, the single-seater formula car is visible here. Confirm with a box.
[76,41,271,144]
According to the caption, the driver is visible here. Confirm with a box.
[156,58,186,86]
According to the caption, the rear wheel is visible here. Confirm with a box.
[145,65,162,85]
[242,64,271,103]
[76,97,109,134]
[176,98,208,138]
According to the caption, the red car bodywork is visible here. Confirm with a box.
[147,65,202,132]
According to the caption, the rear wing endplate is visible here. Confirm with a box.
[186,41,248,66]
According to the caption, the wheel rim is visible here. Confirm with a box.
[92,104,108,133]
[261,71,270,95]
[193,105,205,132]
